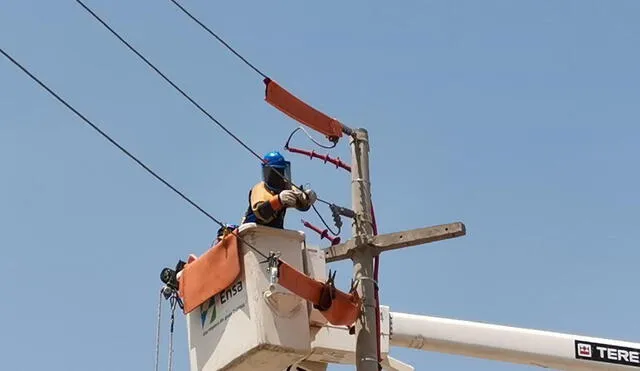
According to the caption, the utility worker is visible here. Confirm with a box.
[241,151,317,229]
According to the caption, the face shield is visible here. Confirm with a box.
[262,161,291,192]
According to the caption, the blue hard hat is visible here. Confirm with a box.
[262,151,291,192]
[262,151,288,168]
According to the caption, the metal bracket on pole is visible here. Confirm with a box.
[323,222,466,263]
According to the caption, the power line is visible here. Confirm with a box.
[0,46,269,260]
[168,0,268,80]
[164,1,341,200]
[75,0,264,164]
[74,0,336,208]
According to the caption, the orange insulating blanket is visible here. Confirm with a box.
[264,78,344,140]
[277,259,361,327]
[178,232,241,314]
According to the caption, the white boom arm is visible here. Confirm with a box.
[390,311,640,370]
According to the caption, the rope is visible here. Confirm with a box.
[155,288,163,371]
[167,295,178,371]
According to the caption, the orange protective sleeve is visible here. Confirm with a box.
[277,259,361,327]
[178,232,241,314]
[269,194,283,211]
[264,78,344,139]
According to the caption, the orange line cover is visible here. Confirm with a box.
[264,78,344,140]
[277,259,361,327]
[178,232,241,314]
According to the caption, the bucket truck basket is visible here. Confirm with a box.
[179,223,320,371]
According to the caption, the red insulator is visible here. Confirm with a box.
[285,145,351,172]
[301,219,341,246]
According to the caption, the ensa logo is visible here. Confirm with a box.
[200,296,216,328]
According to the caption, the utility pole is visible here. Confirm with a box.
[349,128,378,371]
[262,77,466,370]
[331,127,467,371]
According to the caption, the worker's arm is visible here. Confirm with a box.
[250,183,298,223]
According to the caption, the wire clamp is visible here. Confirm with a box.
[266,251,281,286]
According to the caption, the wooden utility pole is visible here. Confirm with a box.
[332,127,467,371]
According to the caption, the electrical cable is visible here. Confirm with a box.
[75,0,333,208]
[0,46,269,260]
[166,0,343,213]
[75,0,264,163]
[168,0,268,80]
[311,203,340,236]
[151,0,381,362]
[77,0,379,361]
[285,127,338,150]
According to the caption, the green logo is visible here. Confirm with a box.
[200,296,216,329]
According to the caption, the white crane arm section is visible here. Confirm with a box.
[390,311,640,370]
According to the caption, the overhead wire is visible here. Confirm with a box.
[168,0,268,80]
[20,0,380,362]
[75,0,264,163]
[165,0,342,192]
[147,1,384,363]
[75,0,338,225]
[0,46,268,260]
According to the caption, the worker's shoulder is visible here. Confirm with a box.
[250,181,268,192]
[250,181,275,200]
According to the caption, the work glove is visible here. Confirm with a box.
[278,189,299,207]
[303,189,317,205]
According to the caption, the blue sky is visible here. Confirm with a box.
[1,1,639,370]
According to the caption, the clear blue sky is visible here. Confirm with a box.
[1,1,639,370]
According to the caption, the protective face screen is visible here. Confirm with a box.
[263,162,291,191]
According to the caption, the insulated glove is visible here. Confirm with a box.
[278,189,299,207]
[303,189,317,205]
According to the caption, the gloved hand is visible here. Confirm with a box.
[303,189,317,205]
[278,189,299,207]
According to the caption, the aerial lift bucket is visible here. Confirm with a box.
[174,223,406,371]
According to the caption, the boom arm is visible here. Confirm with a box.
[390,311,640,370]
